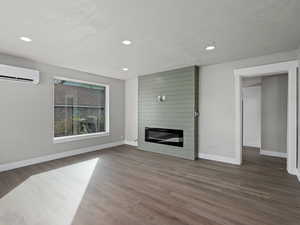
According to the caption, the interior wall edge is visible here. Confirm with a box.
[124,140,138,146]
[297,169,300,182]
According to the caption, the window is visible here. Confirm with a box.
[54,78,109,143]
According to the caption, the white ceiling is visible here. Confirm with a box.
[0,0,300,80]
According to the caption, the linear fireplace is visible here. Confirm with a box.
[145,127,184,147]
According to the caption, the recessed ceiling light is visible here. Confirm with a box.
[205,45,216,51]
[122,67,129,71]
[122,40,132,45]
[20,36,32,42]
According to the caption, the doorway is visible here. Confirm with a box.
[234,61,298,175]
[242,74,288,166]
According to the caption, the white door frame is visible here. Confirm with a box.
[234,60,298,175]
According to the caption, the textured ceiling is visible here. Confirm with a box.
[0,0,300,79]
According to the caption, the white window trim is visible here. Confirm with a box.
[53,76,110,144]
[53,132,110,144]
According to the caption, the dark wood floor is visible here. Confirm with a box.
[0,145,300,225]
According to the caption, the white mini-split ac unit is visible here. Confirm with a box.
[0,64,40,84]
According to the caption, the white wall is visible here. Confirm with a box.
[242,86,261,148]
[125,78,138,145]
[261,74,288,154]
[125,50,298,161]
[0,53,125,165]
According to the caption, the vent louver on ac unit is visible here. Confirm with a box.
[0,64,40,84]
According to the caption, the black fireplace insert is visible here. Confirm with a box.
[145,127,183,147]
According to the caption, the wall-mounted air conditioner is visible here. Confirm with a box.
[0,64,40,84]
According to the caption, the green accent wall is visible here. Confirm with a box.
[138,66,199,160]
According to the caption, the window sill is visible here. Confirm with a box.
[53,132,109,144]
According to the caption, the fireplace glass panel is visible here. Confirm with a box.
[145,127,183,147]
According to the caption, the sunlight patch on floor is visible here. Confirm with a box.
[0,158,98,225]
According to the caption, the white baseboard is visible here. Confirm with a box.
[260,149,287,158]
[0,141,125,173]
[124,140,138,146]
[296,169,300,182]
[198,153,240,165]
[243,145,261,149]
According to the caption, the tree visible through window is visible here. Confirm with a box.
[54,79,106,138]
